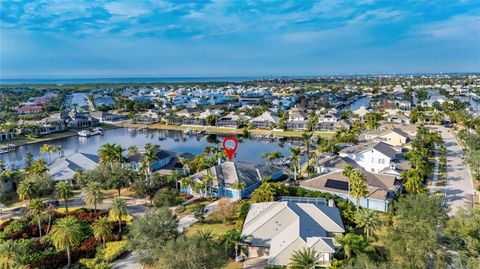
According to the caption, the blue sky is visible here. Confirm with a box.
[1,0,479,78]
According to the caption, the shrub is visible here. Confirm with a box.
[175,204,186,214]
[103,240,129,262]
[153,189,182,208]
[79,258,97,268]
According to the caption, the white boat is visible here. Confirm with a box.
[78,130,91,137]
[0,144,16,154]
[93,127,104,135]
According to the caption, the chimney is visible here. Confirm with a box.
[328,199,335,208]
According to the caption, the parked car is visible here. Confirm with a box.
[43,199,59,207]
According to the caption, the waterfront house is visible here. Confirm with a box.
[0,130,15,142]
[66,112,100,129]
[286,107,308,131]
[38,118,67,135]
[16,105,43,114]
[90,111,128,123]
[249,111,279,129]
[48,152,99,182]
[314,119,350,132]
[216,113,249,128]
[184,161,284,199]
[125,148,175,172]
[301,169,401,211]
[134,110,160,124]
[241,199,344,267]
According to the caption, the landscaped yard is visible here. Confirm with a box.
[185,219,236,237]
[176,198,214,218]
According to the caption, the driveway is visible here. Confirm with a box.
[436,126,475,216]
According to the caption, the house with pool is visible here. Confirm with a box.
[182,161,286,199]
[124,148,175,172]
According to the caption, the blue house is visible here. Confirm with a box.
[125,149,175,172]
[183,161,285,199]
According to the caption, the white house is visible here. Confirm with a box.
[339,141,397,173]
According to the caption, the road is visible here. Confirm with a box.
[436,126,475,216]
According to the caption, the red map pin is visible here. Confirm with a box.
[222,137,238,161]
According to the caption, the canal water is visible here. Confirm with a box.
[1,128,297,169]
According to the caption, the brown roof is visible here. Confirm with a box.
[301,170,400,201]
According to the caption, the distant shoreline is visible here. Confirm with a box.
[1,72,478,85]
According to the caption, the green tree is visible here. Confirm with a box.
[289,247,321,269]
[28,198,45,238]
[82,181,104,213]
[348,170,368,209]
[56,181,74,213]
[40,144,55,164]
[289,147,302,181]
[17,179,37,203]
[109,197,128,233]
[400,169,425,194]
[0,241,21,269]
[383,194,446,269]
[129,207,179,265]
[140,145,159,186]
[445,207,480,258]
[92,217,112,249]
[98,143,122,166]
[335,233,372,260]
[50,216,83,268]
[355,208,381,239]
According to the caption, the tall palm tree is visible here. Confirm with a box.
[0,241,21,269]
[167,170,181,191]
[355,209,381,239]
[56,181,74,213]
[52,145,62,158]
[269,151,284,164]
[110,197,127,233]
[348,170,368,209]
[261,152,271,165]
[302,132,313,168]
[180,177,194,192]
[178,156,190,175]
[40,144,54,164]
[28,198,45,238]
[288,247,321,269]
[82,181,104,213]
[140,145,159,186]
[202,171,215,197]
[92,217,112,249]
[45,203,56,234]
[289,147,302,181]
[401,169,425,194]
[50,216,82,268]
[342,164,354,200]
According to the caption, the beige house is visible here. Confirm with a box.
[363,128,411,147]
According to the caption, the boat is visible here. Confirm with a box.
[93,127,104,135]
[78,130,91,137]
[0,144,16,154]
[183,129,192,135]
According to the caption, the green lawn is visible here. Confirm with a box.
[222,260,243,269]
[176,199,214,218]
[185,220,236,238]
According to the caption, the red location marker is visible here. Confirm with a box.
[222,137,238,161]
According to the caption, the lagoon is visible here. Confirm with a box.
[1,128,298,169]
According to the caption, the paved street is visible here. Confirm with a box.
[437,126,475,216]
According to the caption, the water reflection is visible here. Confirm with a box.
[1,128,298,168]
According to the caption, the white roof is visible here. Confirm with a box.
[242,201,344,266]
[48,152,99,181]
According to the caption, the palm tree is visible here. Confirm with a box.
[127,145,139,157]
[140,145,159,186]
[355,208,381,239]
[98,143,122,166]
[50,216,82,268]
[110,197,127,233]
[0,241,21,269]
[82,181,104,213]
[167,170,181,191]
[302,132,313,168]
[342,164,354,200]
[289,247,321,269]
[40,144,54,164]
[335,233,371,260]
[196,229,214,241]
[289,147,302,181]
[56,181,74,213]
[28,198,45,238]
[17,179,36,203]
[261,152,271,165]
[92,217,112,249]
[52,145,62,158]
[45,203,56,234]
[202,171,215,197]
[221,229,248,258]
[401,169,425,194]
[179,156,190,175]
[349,170,368,209]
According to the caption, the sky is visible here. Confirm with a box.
[0,0,479,79]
